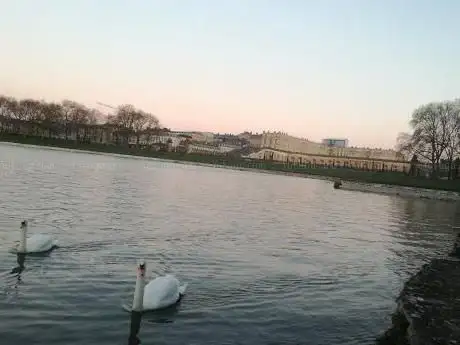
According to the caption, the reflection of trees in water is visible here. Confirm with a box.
[385,198,460,279]
[403,198,460,224]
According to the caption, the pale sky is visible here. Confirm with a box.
[1,0,459,149]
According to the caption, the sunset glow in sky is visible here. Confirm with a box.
[1,0,459,148]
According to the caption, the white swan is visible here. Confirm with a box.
[131,259,188,312]
[15,220,58,254]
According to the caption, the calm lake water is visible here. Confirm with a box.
[0,143,458,345]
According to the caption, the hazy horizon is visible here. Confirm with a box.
[1,0,459,149]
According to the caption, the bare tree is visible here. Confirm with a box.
[108,104,136,128]
[0,96,18,132]
[61,100,92,124]
[396,132,414,160]
[106,104,137,144]
[87,108,104,125]
[443,101,460,179]
[133,111,160,147]
[60,100,74,139]
[17,99,43,122]
[41,102,64,138]
[107,105,160,147]
[0,95,17,118]
[408,102,450,178]
[42,102,63,123]
[132,110,149,146]
[60,100,94,139]
[0,95,164,146]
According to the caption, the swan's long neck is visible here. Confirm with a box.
[132,264,146,312]
[18,224,27,253]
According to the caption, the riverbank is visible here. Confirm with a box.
[2,133,460,195]
[338,181,460,202]
[376,256,460,345]
[7,140,456,202]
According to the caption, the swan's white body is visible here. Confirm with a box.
[16,221,58,254]
[22,234,58,253]
[143,274,187,310]
[131,260,187,312]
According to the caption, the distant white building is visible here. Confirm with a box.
[254,131,402,160]
[170,131,214,143]
[321,138,349,148]
[187,143,239,155]
[129,133,182,148]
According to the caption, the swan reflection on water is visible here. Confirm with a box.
[128,311,142,345]
[7,250,53,292]
[127,301,184,344]
[10,253,26,287]
[143,300,183,324]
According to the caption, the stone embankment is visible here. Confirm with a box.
[337,180,460,202]
[376,237,460,345]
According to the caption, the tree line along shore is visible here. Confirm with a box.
[1,95,460,193]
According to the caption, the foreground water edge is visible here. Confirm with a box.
[376,237,460,345]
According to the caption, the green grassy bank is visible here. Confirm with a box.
[2,133,460,193]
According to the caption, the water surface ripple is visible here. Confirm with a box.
[0,143,458,345]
